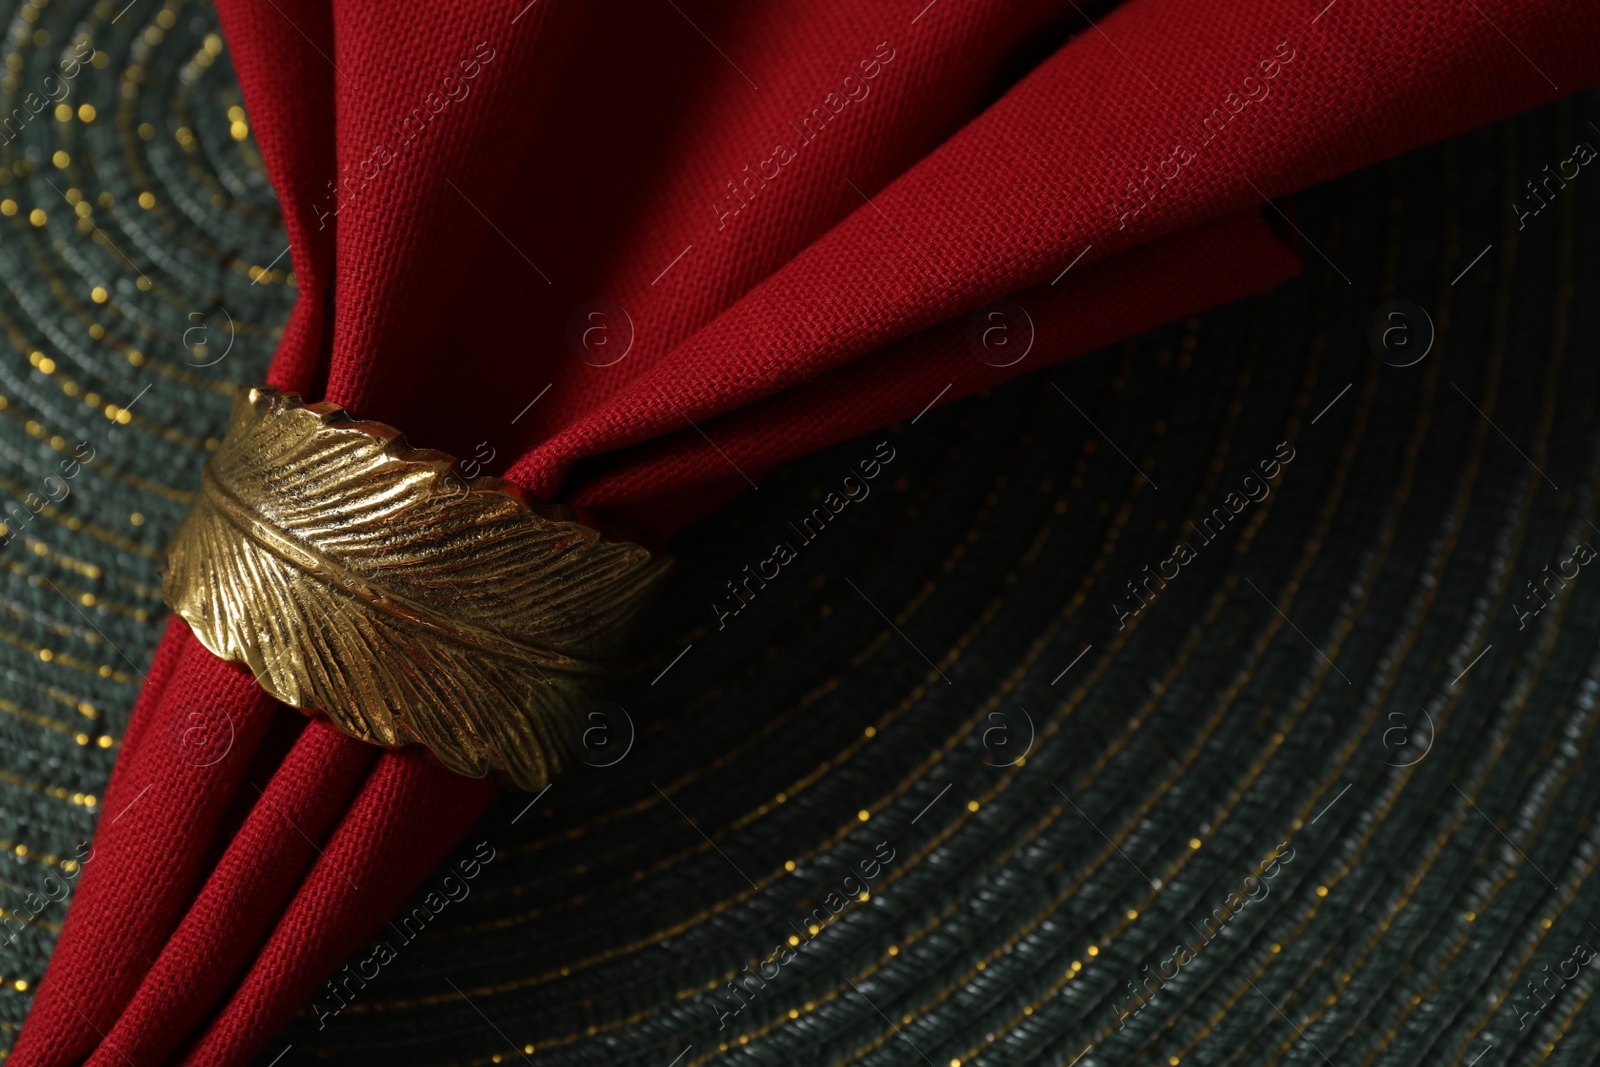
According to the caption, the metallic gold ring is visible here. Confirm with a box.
[161,386,671,790]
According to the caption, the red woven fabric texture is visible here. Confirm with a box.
[584,205,1298,521]
[172,751,498,1066]
[80,719,376,1067]
[12,0,1599,1063]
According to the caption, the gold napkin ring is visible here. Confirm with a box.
[161,386,671,790]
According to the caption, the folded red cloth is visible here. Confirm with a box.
[14,0,1598,1063]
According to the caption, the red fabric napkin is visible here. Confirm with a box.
[14,0,1598,1063]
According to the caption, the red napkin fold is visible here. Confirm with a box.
[14,0,1598,1063]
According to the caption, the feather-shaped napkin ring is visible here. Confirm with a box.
[161,386,671,790]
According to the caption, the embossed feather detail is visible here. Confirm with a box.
[161,387,671,790]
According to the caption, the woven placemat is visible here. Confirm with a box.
[2,2,1599,1065]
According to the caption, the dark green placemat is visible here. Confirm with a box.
[2,4,1598,1066]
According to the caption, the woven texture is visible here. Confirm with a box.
[3,0,1600,1063]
